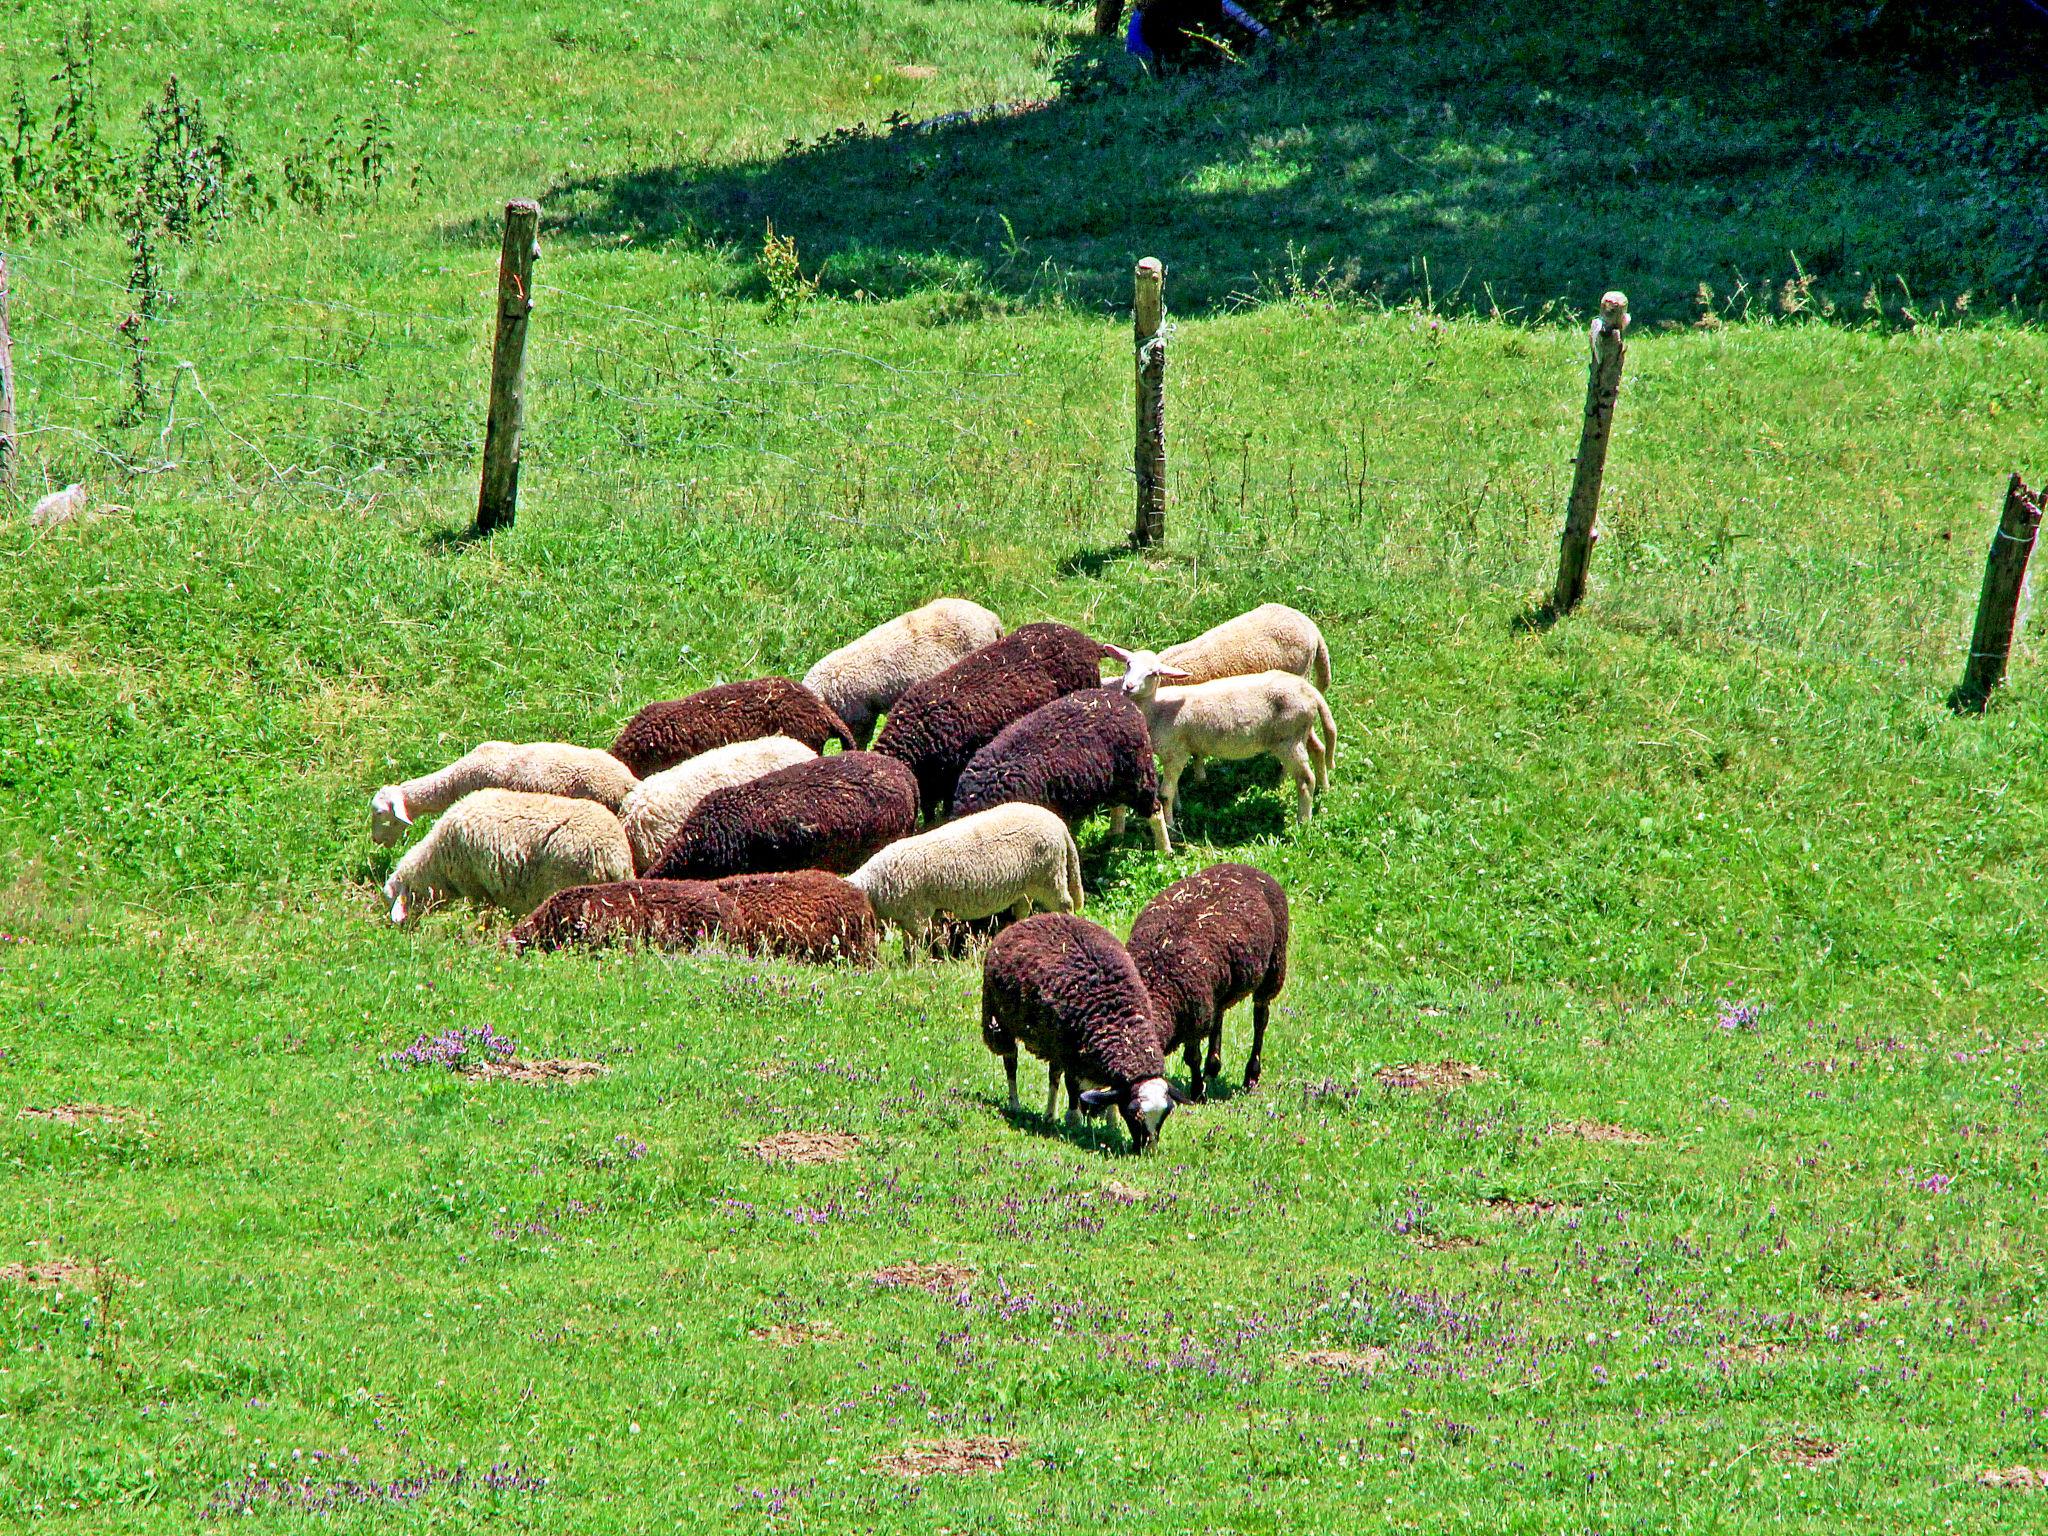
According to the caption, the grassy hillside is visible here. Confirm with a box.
[3,3,2048,1530]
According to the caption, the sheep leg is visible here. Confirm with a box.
[1148,809,1171,855]
[1004,1052,1020,1112]
[1011,897,1033,922]
[1187,757,1208,786]
[1285,742,1316,824]
[1044,1063,1061,1122]
[1109,806,1127,837]
[1158,754,1188,833]
[1206,1011,1226,1087]
[1183,1037,1207,1102]
[1064,1071,1082,1126]
[1245,997,1270,1090]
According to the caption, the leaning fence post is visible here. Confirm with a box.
[475,199,540,536]
[1549,289,1630,616]
[1132,256,1167,548]
[1950,473,2043,713]
[1093,0,1126,35]
[0,254,17,496]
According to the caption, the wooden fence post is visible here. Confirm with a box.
[0,254,17,496]
[1093,0,1126,36]
[475,199,540,536]
[1950,472,2043,713]
[1132,256,1166,548]
[1549,289,1630,616]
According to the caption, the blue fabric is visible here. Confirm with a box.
[1127,9,1153,57]
[1220,0,1269,37]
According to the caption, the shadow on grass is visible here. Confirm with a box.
[423,522,493,552]
[519,19,2046,322]
[1058,541,1140,579]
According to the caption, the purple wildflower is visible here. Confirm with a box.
[1715,1000,1763,1032]
[1917,1172,1953,1194]
[384,1025,517,1072]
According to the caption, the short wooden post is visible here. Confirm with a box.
[1549,289,1630,616]
[475,199,540,536]
[1093,0,1126,36]
[1950,473,2044,713]
[1132,256,1166,548]
[0,254,17,496]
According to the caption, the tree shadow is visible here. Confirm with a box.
[523,18,2041,323]
[423,521,492,551]
[1058,541,1141,579]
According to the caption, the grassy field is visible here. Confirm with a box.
[4,2,2048,1530]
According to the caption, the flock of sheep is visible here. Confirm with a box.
[367,599,1335,1150]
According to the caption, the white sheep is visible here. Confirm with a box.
[371,742,637,847]
[382,789,633,923]
[847,801,1083,958]
[1158,603,1331,689]
[802,597,1004,747]
[620,735,817,873]
[1109,649,1334,831]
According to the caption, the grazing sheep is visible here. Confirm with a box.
[643,751,918,881]
[1126,862,1288,1099]
[848,803,1084,958]
[620,735,816,872]
[979,913,1186,1152]
[609,678,856,777]
[370,742,637,847]
[950,687,1170,852]
[382,789,632,923]
[710,870,880,964]
[1110,649,1334,831]
[1158,603,1331,689]
[873,622,1109,818]
[803,597,1005,747]
[503,871,878,963]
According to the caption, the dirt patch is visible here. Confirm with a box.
[1484,1195,1582,1219]
[871,1261,976,1295]
[0,1258,90,1288]
[19,1103,140,1126]
[1548,1120,1655,1144]
[750,1320,839,1347]
[1411,1232,1483,1251]
[1977,1465,2048,1490]
[1822,1282,1918,1304]
[1774,1436,1841,1469]
[750,1131,861,1166]
[1725,1341,1791,1365]
[1097,1180,1149,1204]
[1285,1347,1390,1375]
[464,1057,607,1085]
[893,64,939,80]
[873,1436,1022,1479]
[1376,1061,1490,1092]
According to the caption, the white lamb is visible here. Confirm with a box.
[802,597,1004,747]
[619,735,817,873]
[1109,649,1335,830]
[371,742,637,847]
[847,802,1084,959]
[382,789,633,923]
[1158,603,1331,689]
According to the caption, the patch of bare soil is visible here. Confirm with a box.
[1285,1347,1390,1375]
[870,1261,976,1295]
[1977,1465,2048,1490]
[1774,1436,1841,1469]
[1548,1120,1655,1144]
[464,1058,607,1085]
[0,1258,89,1288]
[873,1436,1023,1479]
[18,1103,140,1126]
[1725,1341,1791,1366]
[1376,1061,1490,1092]
[893,64,939,80]
[1097,1180,1149,1204]
[750,1131,861,1165]
[750,1320,839,1347]
[1821,1281,1918,1304]
[1484,1195,1582,1219]
[1412,1233,1483,1251]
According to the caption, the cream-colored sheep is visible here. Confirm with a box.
[371,742,636,846]
[1157,603,1331,689]
[1111,652,1334,830]
[802,597,1004,747]
[847,802,1083,958]
[619,735,816,872]
[382,789,633,923]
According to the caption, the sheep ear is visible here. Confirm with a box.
[1159,666,1193,680]
[390,791,412,826]
[389,892,409,924]
[1102,644,1133,664]
[1077,1087,1122,1116]
[1167,1082,1191,1105]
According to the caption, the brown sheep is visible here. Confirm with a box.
[610,678,856,777]
[950,687,1168,851]
[502,872,878,964]
[1126,862,1288,1099]
[644,751,918,881]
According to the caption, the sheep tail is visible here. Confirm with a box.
[1312,635,1332,693]
[1314,687,1336,772]
[1065,834,1085,914]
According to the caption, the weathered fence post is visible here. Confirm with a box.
[475,199,540,536]
[1093,0,1126,36]
[1132,256,1167,548]
[0,254,17,496]
[1950,472,2043,713]
[1549,289,1630,616]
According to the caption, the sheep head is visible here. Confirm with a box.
[370,786,413,845]
[1079,1075,1186,1152]
[1103,646,1190,706]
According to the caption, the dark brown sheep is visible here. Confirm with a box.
[950,687,1167,851]
[872,622,1108,819]
[501,872,878,964]
[710,870,879,964]
[1126,862,1288,1099]
[609,678,857,777]
[502,879,725,954]
[644,751,918,881]
[980,912,1184,1152]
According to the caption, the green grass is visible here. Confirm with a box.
[4,1,2048,1529]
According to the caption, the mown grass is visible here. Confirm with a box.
[4,2,2048,1530]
